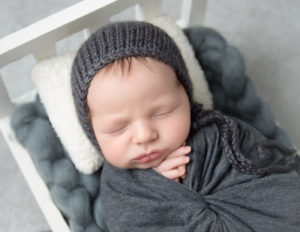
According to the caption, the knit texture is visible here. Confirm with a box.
[190,104,299,175]
[71,21,193,151]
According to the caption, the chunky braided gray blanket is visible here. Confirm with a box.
[184,27,294,147]
[11,27,297,232]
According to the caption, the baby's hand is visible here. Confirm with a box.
[153,145,191,182]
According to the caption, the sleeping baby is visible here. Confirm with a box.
[71,21,300,232]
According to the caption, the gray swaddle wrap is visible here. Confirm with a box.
[100,109,300,232]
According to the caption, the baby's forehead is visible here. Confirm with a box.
[88,56,181,100]
[87,56,184,114]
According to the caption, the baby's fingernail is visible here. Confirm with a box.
[185,146,191,152]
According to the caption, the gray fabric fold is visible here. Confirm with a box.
[100,113,300,232]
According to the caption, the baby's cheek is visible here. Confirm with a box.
[97,136,126,168]
[165,115,190,147]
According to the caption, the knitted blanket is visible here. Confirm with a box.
[100,108,300,232]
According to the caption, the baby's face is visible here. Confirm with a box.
[87,57,191,169]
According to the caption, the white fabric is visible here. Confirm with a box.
[31,16,212,174]
[32,53,103,174]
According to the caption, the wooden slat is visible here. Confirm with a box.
[0,0,145,66]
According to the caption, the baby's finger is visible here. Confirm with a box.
[178,165,187,179]
[157,155,190,172]
[165,146,191,160]
[177,164,186,174]
[160,167,187,180]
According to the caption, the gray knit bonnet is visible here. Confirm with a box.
[71,21,194,150]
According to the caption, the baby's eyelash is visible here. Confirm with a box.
[152,107,176,118]
[155,110,172,116]
[106,125,127,134]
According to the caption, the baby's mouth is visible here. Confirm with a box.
[134,150,162,163]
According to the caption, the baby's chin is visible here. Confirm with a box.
[132,160,162,169]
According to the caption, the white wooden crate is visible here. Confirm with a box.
[0,0,207,231]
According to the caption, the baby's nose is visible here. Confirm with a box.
[132,120,158,144]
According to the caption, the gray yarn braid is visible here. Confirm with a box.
[191,103,299,175]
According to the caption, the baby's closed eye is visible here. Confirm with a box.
[151,105,178,119]
[100,121,129,135]
[106,125,128,134]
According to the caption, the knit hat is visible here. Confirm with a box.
[71,21,194,150]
